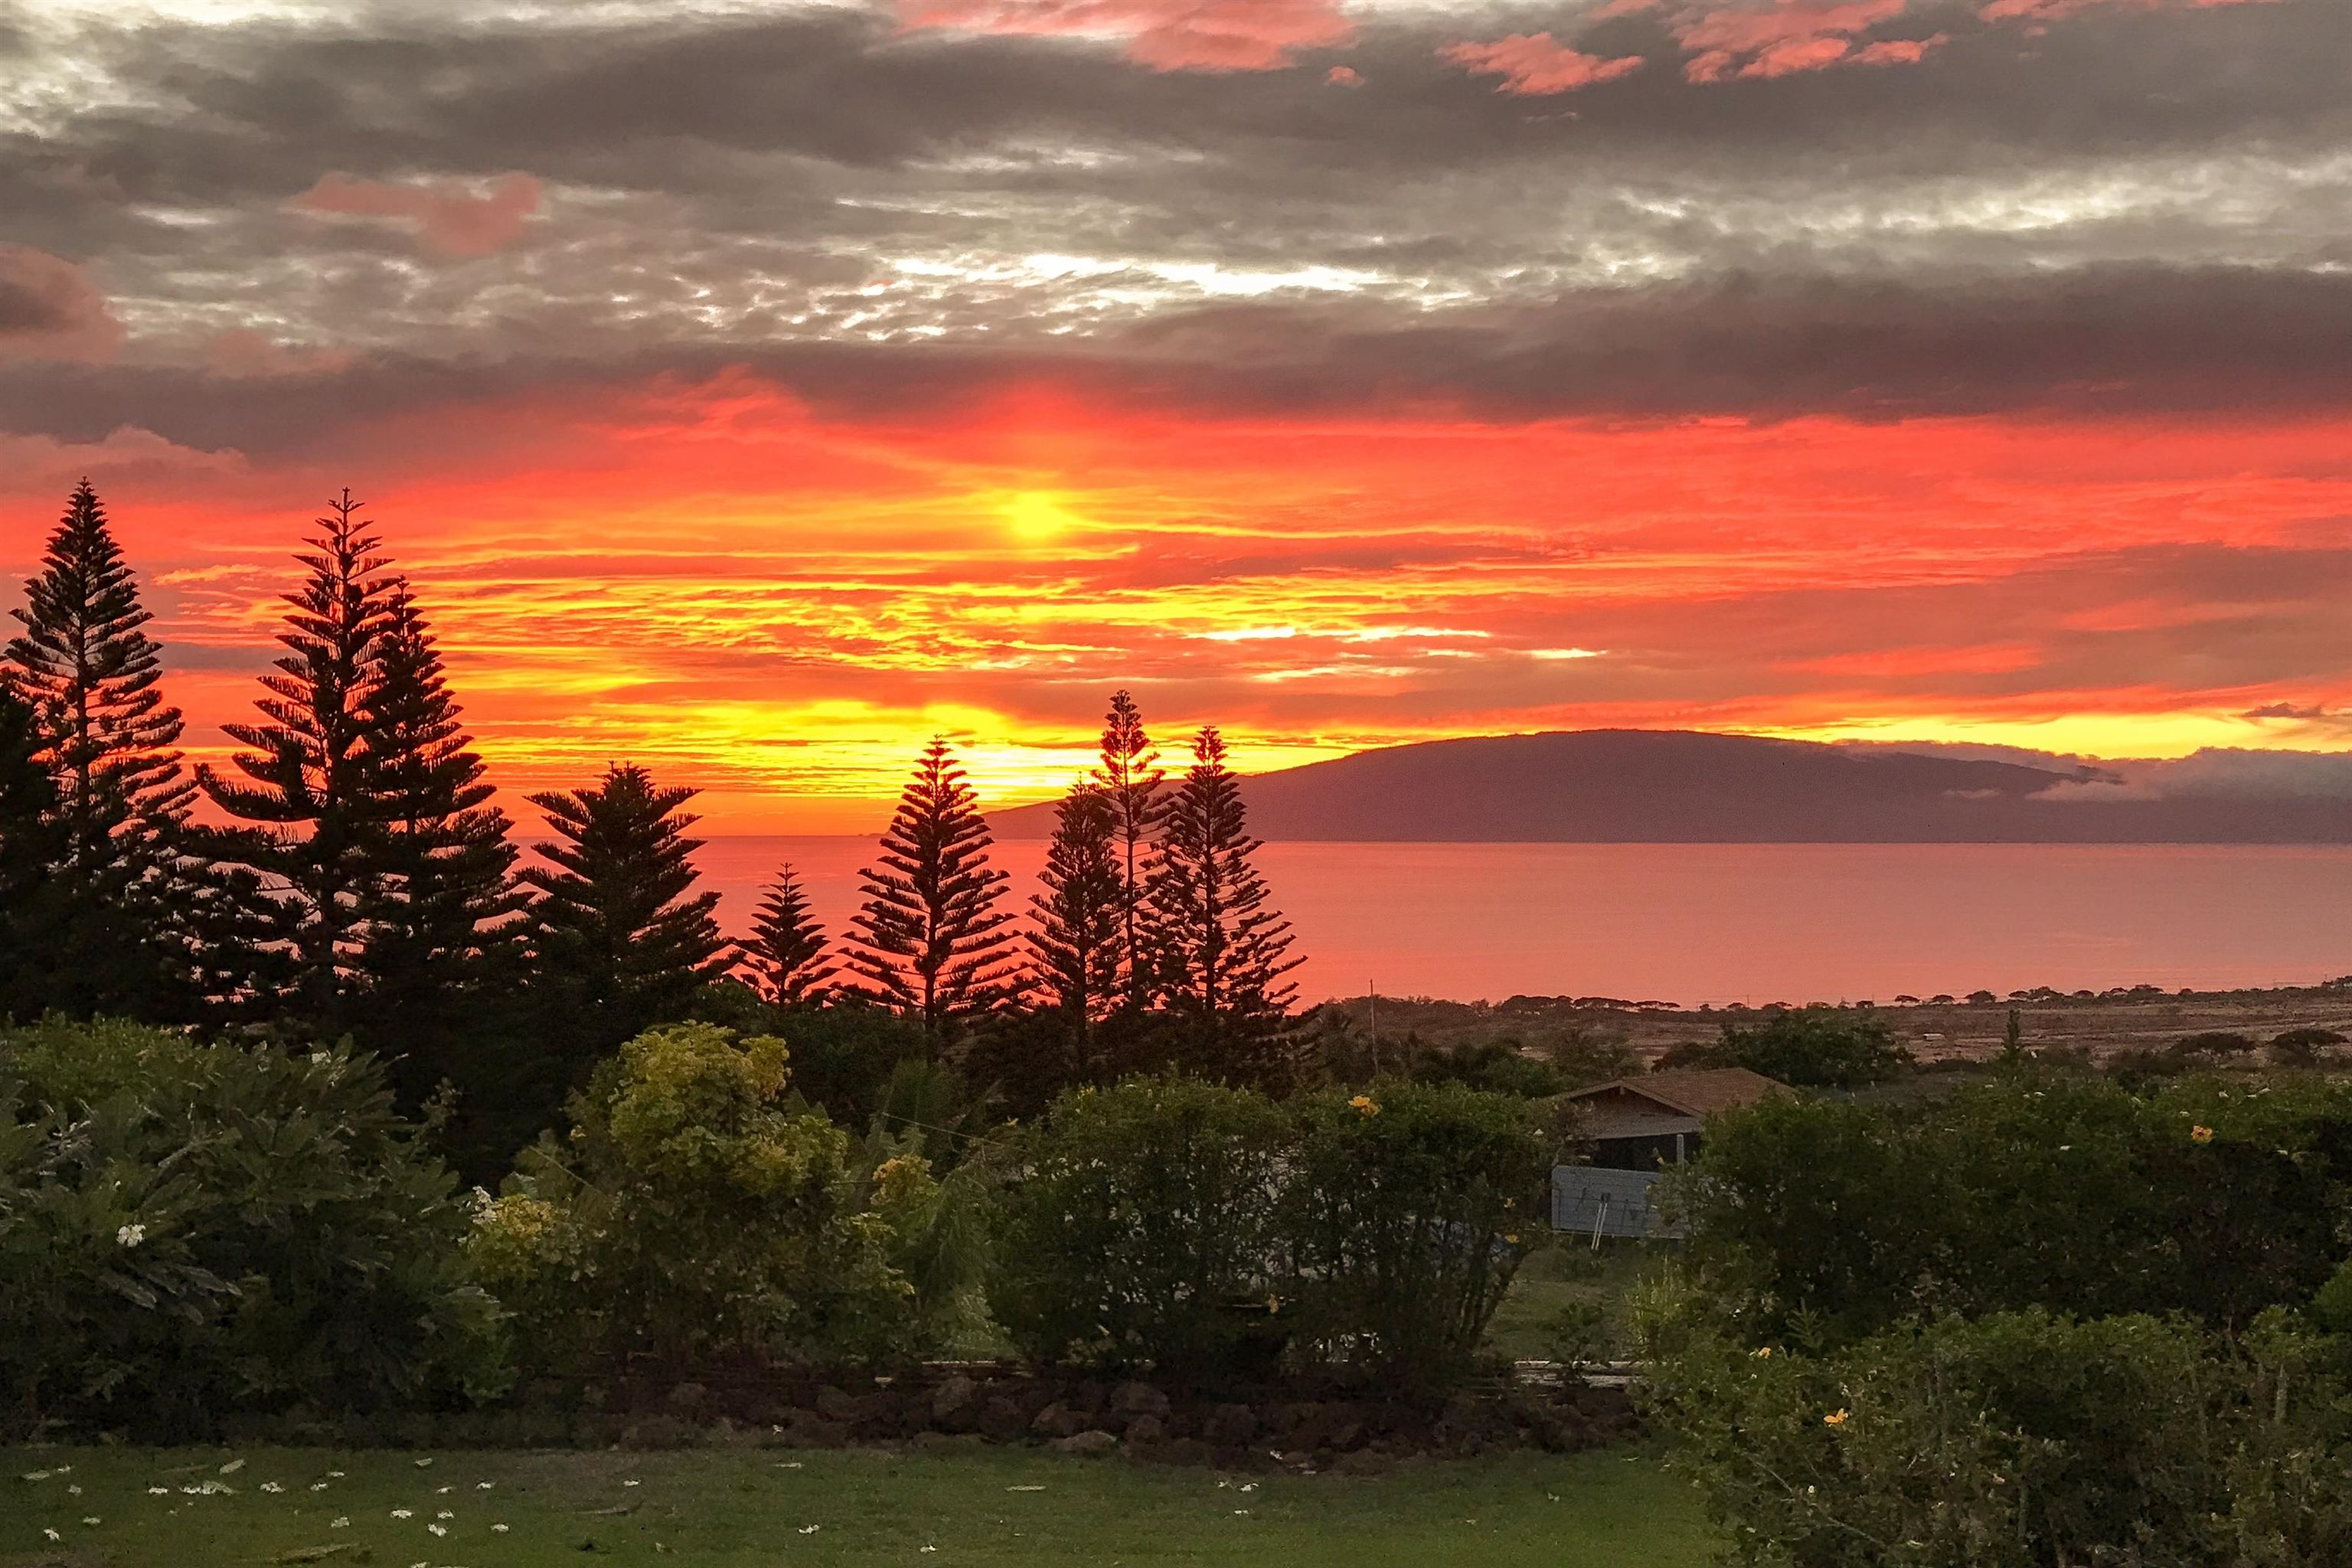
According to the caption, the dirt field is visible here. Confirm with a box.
[1323,983,2352,1069]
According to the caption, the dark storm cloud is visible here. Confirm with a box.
[2,260,2349,453]
[0,0,2344,430]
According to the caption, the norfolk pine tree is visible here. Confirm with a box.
[521,763,730,1083]
[4,479,201,1016]
[844,738,1018,1037]
[353,586,525,1114]
[743,864,836,1005]
[200,490,403,1037]
[1146,725,1302,1082]
[1024,779,1125,1073]
[0,686,62,1018]
[1093,690,1165,1008]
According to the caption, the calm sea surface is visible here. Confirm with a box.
[683,839,2352,1007]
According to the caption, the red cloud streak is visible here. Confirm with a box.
[4,378,2349,829]
[896,0,1353,70]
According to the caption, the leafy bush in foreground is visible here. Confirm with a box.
[0,1018,503,1438]
[991,1077,1290,1377]
[1677,1076,2349,1343]
[994,1076,1547,1385]
[1285,1080,1548,1386]
[468,1022,916,1374]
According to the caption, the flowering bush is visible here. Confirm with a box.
[468,1022,917,1372]
[0,1018,505,1439]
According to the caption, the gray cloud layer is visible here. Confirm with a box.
[0,0,2345,439]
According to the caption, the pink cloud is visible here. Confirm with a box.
[1850,32,1949,63]
[1981,0,2276,18]
[1442,32,1648,95]
[0,245,123,361]
[1326,64,1364,86]
[896,0,1354,72]
[290,172,544,258]
[1671,0,1912,80]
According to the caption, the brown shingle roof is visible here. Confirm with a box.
[1562,1067,1786,1119]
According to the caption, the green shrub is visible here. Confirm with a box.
[1406,1040,1570,1098]
[993,1076,1542,1386]
[1680,1075,2347,1344]
[1283,1080,1547,1386]
[468,1022,917,1373]
[991,1077,1290,1377]
[0,1018,504,1439]
[1713,1007,1913,1087]
[1648,1304,2233,1568]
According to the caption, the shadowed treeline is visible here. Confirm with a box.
[0,482,1303,1175]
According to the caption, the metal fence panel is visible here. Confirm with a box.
[1551,1165,1684,1240]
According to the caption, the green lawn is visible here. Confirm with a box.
[1486,1236,1661,1363]
[5,1444,1712,1566]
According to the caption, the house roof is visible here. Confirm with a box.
[1562,1067,1786,1121]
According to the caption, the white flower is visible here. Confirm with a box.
[390,1508,413,1519]
[436,1485,451,1494]
[331,1517,350,1530]
[428,1524,447,1537]
[81,1517,100,1526]
[117,1223,145,1247]
[260,1481,283,1494]
[309,1482,329,1492]
[67,1485,81,1494]
[42,1529,59,1542]
[413,1458,433,1468]
[147,1487,168,1496]
[798,1524,822,1534]
[436,1510,453,1519]
[477,1481,495,1491]
[622,1479,640,1488]
[328,1471,345,1478]
[492,1523,510,1533]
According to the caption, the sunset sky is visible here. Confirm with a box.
[2,0,2347,831]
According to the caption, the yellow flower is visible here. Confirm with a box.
[1349,1095,1381,1118]
[1266,1295,1283,1315]
[2191,1125,2215,1145]
[1504,1233,1521,1245]
[1751,1348,1773,1359]
[1824,1410,1849,1427]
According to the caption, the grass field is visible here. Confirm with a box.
[1485,1237,1658,1364]
[4,1444,1711,1566]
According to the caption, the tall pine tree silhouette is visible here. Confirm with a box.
[353,587,524,1109]
[0,687,62,1019]
[1146,725,1302,1081]
[743,864,835,1005]
[201,489,403,1037]
[4,479,199,1015]
[844,738,1018,1035]
[1093,690,1163,1008]
[1024,779,1124,1067]
[521,763,728,1080]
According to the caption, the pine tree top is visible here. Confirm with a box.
[5,478,192,852]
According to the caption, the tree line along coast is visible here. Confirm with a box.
[0,482,1304,1174]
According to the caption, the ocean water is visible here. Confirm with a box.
[680,838,2352,1007]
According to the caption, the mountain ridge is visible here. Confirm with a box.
[988,730,2352,844]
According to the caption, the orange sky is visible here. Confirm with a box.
[8,377,2350,831]
[2,0,2345,831]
